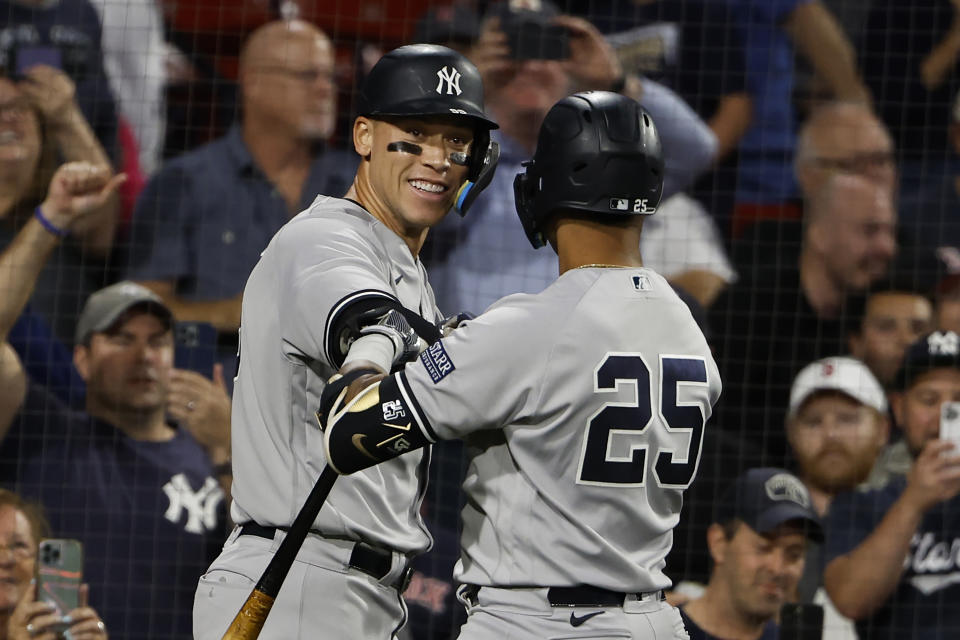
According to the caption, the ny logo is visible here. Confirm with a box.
[435,66,462,96]
[928,331,960,356]
[162,474,223,534]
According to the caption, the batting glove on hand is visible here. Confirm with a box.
[360,309,426,369]
[439,311,474,337]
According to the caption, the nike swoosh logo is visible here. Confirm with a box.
[570,611,605,627]
[395,274,403,284]
[351,434,378,461]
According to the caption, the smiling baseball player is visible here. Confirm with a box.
[319,91,722,639]
[192,44,498,639]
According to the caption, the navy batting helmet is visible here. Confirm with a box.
[358,44,498,182]
[513,91,663,248]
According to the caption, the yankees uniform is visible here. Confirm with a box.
[326,267,720,639]
[194,40,499,639]
[320,91,721,639]
[192,197,441,639]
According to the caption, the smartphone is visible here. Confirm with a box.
[14,45,63,78]
[940,402,960,449]
[36,539,83,633]
[174,321,218,377]
[504,19,570,60]
[780,603,823,640]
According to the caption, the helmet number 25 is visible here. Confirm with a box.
[575,354,709,489]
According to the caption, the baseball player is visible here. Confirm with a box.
[192,44,498,639]
[319,92,722,639]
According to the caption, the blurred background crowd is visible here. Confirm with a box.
[1,0,959,638]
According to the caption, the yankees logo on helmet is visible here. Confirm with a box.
[436,66,462,96]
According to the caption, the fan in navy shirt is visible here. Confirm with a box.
[0,171,232,640]
[681,468,822,640]
[824,331,960,640]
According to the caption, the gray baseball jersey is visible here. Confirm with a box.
[396,267,721,590]
[229,195,442,554]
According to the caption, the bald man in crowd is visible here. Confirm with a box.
[712,173,897,465]
[126,20,357,380]
[795,101,896,198]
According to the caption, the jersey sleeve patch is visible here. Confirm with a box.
[419,340,456,384]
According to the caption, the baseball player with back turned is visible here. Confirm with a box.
[319,91,722,640]
[192,44,499,639]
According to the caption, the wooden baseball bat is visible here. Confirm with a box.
[221,466,339,639]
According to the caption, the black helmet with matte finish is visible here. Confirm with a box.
[513,91,663,248]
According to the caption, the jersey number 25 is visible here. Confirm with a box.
[576,353,709,489]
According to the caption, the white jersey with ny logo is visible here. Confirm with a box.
[229,197,442,554]
[398,267,721,590]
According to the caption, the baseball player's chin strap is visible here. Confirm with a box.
[320,374,433,475]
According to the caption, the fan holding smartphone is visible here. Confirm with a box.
[824,331,960,640]
[0,490,107,640]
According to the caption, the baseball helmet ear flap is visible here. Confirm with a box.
[468,128,491,181]
[454,139,500,217]
[513,161,544,248]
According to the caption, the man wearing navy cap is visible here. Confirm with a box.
[680,468,822,640]
[824,331,960,639]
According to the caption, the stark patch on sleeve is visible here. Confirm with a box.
[419,341,456,383]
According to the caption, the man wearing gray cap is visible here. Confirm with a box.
[680,468,823,640]
[0,164,232,639]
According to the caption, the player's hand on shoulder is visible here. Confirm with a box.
[439,311,474,337]
[359,309,428,368]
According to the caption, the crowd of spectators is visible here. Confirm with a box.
[1,0,960,638]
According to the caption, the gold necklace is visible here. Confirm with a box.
[574,263,632,269]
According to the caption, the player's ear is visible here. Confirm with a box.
[73,344,91,382]
[354,117,373,159]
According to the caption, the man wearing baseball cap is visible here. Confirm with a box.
[0,275,231,639]
[681,468,822,640]
[824,331,960,639]
[786,356,888,639]
[787,357,889,520]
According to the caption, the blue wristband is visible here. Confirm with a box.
[34,206,68,238]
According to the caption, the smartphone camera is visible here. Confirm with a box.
[4,44,64,80]
[490,1,570,61]
[503,18,569,60]
[40,544,61,564]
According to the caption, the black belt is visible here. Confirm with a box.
[238,523,412,591]
[462,584,663,608]
[547,585,664,607]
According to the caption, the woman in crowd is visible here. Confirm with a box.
[0,489,107,639]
